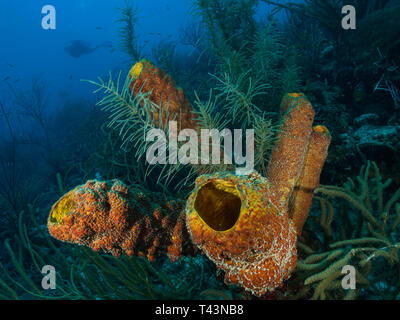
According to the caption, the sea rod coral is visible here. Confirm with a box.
[48,62,331,296]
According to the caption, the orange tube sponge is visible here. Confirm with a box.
[128,59,198,130]
[48,179,195,261]
[266,93,315,206]
[266,94,331,234]
[288,125,331,234]
[185,171,297,296]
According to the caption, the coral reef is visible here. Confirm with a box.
[2,0,400,302]
[50,50,332,297]
[47,86,331,297]
[48,179,195,261]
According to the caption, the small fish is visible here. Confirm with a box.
[387,65,398,72]
[3,76,10,81]
[353,82,366,103]
[168,34,172,38]
[7,63,14,68]
[157,32,161,36]
[96,26,102,30]
[149,32,154,35]
[14,79,20,83]
[69,74,72,79]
